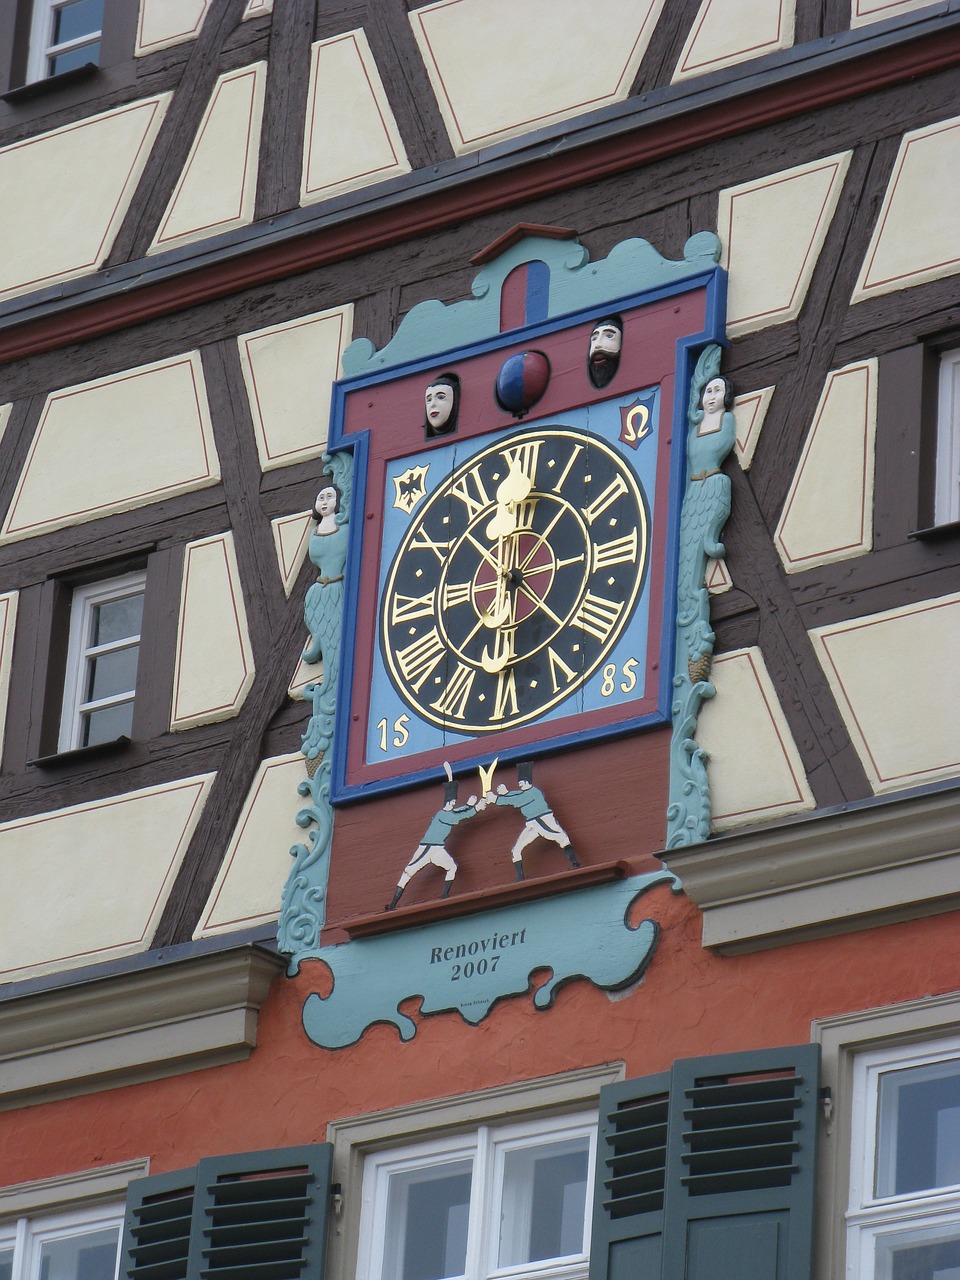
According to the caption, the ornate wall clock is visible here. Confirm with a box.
[326,234,725,806]
[282,231,732,1043]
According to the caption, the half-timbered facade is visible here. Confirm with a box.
[1,3,959,1279]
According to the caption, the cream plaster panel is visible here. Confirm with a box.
[721,151,851,336]
[732,386,774,470]
[851,0,933,27]
[706,558,732,595]
[272,512,312,597]
[853,116,960,302]
[237,305,353,470]
[136,0,211,55]
[410,0,665,155]
[0,403,11,447]
[195,754,305,938]
[289,652,315,701]
[0,96,168,304]
[775,359,877,573]
[0,775,214,983]
[301,31,409,205]
[0,592,18,760]
[810,595,960,794]
[1,353,219,544]
[244,0,272,15]
[697,648,814,831]
[150,64,266,254]
[171,533,255,730]
[673,0,795,82]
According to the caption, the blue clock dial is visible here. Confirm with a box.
[379,426,650,734]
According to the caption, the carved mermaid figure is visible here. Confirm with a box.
[279,451,352,956]
[666,345,736,848]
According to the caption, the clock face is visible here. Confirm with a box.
[379,426,650,734]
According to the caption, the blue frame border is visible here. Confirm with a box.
[327,267,727,805]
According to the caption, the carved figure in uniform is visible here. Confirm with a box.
[587,316,623,388]
[424,372,460,437]
[487,762,579,881]
[386,770,486,909]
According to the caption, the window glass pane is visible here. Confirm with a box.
[52,0,103,44]
[49,41,99,73]
[81,700,134,747]
[91,593,144,647]
[382,1160,472,1280]
[0,1246,13,1280]
[877,1060,960,1196]
[38,1229,119,1280]
[498,1136,590,1266]
[85,645,139,702]
[875,1222,960,1280]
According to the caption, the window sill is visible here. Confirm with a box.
[910,518,960,541]
[30,735,131,769]
[2,62,99,104]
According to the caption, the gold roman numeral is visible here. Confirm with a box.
[390,589,437,624]
[395,628,446,691]
[547,647,577,693]
[573,592,624,643]
[449,467,491,519]
[583,474,629,525]
[410,526,454,561]
[501,439,542,486]
[492,667,519,720]
[442,580,473,609]
[431,663,476,721]
[553,443,584,492]
[591,529,638,571]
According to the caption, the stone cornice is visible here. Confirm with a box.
[661,784,960,952]
[0,942,285,1110]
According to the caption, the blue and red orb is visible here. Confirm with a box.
[495,350,550,418]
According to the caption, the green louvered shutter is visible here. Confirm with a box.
[121,1146,333,1280]
[662,1044,820,1280]
[590,1045,820,1280]
[121,1168,197,1280]
[589,1071,670,1280]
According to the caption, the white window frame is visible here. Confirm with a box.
[357,1111,596,1280]
[935,347,960,526]
[0,1161,147,1280]
[814,992,960,1280]
[326,1064,621,1280]
[26,0,102,83]
[58,569,146,753]
[846,1034,960,1280]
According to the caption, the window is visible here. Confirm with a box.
[0,1205,121,1280]
[356,1113,595,1280]
[58,569,146,752]
[26,0,103,82]
[936,348,960,525]
[327,1066,620,1280]
[847,1035,960,1280]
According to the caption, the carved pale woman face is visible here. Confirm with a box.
[701,378,727,415]
[425,383,454,430]
[315,486,338,517]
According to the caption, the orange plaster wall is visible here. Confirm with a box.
[2,888,960,1186]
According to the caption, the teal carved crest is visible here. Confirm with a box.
[301,869,678,1047]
